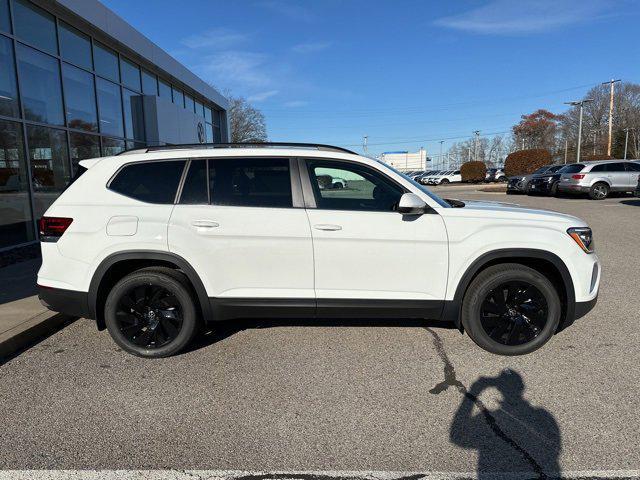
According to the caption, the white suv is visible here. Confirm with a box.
[37,143,600,358]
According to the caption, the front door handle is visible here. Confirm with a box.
[191,220,219,229]
[314,224,342,231]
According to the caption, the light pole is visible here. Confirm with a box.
[362,135,368,155]
[565,99,593,163]
[624,128,632,159]
[473,130,480,162]
[602,79,621,156]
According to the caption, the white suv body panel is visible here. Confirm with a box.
[36,146,600,330]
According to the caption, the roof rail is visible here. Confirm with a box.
[117,142,357,156]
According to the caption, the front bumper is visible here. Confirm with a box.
[575,295,598,320]
[38,285,92,319]
[527,181,553,194]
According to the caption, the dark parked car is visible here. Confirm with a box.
[507,165,563,194]
[528,164,585,196]
[635,174,640,197]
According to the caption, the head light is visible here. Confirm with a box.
[567,227,594,253]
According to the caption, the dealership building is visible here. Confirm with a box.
[0,0,229,251]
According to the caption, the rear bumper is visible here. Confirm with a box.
[558,183,589,194]
[38,285,92,319]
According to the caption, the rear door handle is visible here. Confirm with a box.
[314,224,342,231]
[191,220,219,229]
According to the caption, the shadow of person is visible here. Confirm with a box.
[450,370,561,479]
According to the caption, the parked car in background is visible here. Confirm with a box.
[528,164,579,196]
[635,172,640,197]
[557,160,640,199]
[426,170,462,185]
[486,168,507,182]
[507,165,564,194]
[418,171,439,184]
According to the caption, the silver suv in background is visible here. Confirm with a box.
[557,160,640,199]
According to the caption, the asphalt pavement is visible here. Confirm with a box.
[0,186,638,477]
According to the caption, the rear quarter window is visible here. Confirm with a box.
[109,160,186,203]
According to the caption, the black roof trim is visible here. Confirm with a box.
[118,142,357,156]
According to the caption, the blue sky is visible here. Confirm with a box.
[102,0,640,156]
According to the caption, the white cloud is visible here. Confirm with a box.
[248,90,279,102]
[196,51,273,90]
[256,0,315,22]
[282,100,309,107]
[291,41,331,54]
[181,28,249,49]
[434,0,613,35]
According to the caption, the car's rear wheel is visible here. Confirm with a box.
[104,269,197,358]
[589,182,610,200]
[461,263,561,355]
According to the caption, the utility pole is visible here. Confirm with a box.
[602,79,621,156]
[565,99,593,163]
[564,138,568,164]
[624,128,632,159]
[439,140,444,170]
[362,135,368,155]
[473,130,480,162]
[593,130,597,155]
[522,138,525,150]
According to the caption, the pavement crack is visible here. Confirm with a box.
[425,327,548,479]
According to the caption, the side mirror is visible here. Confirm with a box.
[397,192,427,214]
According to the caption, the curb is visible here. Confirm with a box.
[0,311,76,361]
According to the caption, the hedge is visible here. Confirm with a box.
[460,161,487,182]
[504,149,552,176]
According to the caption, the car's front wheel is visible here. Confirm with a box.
[461,263,561,355]
[104,268,198,358]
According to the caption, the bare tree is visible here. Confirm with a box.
[228,96,267,143]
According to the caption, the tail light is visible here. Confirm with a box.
[572,174,585,180]
[39,217,73,242]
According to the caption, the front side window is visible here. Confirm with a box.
[307,160,403,212]
[109,160,186,204]
[209,158,292,208]
[626,162,640,172]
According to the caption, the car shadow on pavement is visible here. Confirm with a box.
[449,370,562,479]
[186,317,457,354]
[621,199,640,206]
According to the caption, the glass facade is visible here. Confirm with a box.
[0,0,225,250]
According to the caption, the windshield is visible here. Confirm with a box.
[383,162,450,207]
[559,164,585,173]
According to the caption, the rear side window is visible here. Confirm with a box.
[559,164,585,174]
[590,162,625,172]
[109,160,186,203]
[210,158,292,208]
[180,160,208,204]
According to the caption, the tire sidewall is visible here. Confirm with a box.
[590,182,609,200]
[462,266,561,356]
[104,272,197,358]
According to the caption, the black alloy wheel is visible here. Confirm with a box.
[104,268,198,358]
[461,263,561,355]
[479,281,548,346]
[115,284,183,349]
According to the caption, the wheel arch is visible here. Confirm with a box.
[88,251,212,330]
[442,248,576,333]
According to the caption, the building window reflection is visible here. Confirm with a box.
[122,88,145,141]
[16,43,65,126]
[0,119,34,247]
[62,63,98,132]
[96,77,124,137]
[69,132,99,173]
[0,35,20,118]
[26,125,70,219]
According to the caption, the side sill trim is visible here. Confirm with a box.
[209,297,444,322]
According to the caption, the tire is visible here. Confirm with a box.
[104,268,198,358]
[461,263,561,356]
[550,182,559,197]
[589,182,609,200]
[441,179,450,184]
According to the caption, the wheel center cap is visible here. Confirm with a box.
[146,310,159,329]
[508,307,518,317]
